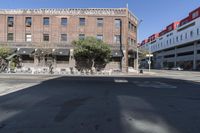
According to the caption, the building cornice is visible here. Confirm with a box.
[0,8,129,16]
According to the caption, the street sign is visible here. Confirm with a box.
[148,60,151,64]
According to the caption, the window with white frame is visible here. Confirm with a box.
[96,34,103,41]
[115,19,121,28]
[114,35,121,44]
[25,33,32,42]
[25,17,32,27]
[79,34,85,40]
[97,18,103,27]
[61,34,67,41]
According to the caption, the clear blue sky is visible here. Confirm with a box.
[0,0,199,42]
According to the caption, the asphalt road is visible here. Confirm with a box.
[0,75,200,133]
[145,69,200,83]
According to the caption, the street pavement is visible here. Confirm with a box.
[145,69,200,83]
[0,74,200,133]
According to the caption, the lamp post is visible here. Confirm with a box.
[146,48,153,72]
[136,20,143,73]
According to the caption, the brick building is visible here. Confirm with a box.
[0,8,138,72]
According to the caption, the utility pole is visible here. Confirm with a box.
[136,20,143,73]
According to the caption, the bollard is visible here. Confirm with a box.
[140,69,143,74]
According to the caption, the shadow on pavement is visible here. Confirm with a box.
[0,76,200,133]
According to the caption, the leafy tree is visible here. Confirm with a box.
[73,37,111,71]
[0,47,11,72]
[0,47,10,59]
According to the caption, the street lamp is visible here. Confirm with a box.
[136,20,143,73]
[146,47,153,72]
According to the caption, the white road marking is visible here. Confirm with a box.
[114,79,128,83]
[0,83,39,96]
[132,81,177,88]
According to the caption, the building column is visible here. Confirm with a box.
[34,56,38,67]
[193,42,197,70]
[174,47,177,67]
[160,51,164,68]
[122,50,127,72]
[69,49,75,68]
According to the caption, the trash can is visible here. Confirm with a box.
[140,69,143,74]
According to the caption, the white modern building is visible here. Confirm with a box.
[140,7,200,70]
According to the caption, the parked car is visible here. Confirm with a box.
[162,67,170,70]
[171,67,183,71]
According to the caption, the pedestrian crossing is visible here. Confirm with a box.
[0,83,38,96]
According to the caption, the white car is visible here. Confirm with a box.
[171,67,183,71]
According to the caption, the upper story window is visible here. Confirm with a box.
[190,31,193,37]
[97,18,103,27]
[128,37,131,45]
[134,25,137,32]
[176,36,179,42]
[114,35,121,44]
[79,34,85,40]
[25,33,32,42]
[25,17,32,27]
[115,19,121,28]
[61,18,68,26]
[197,28,199,35]
[192,11,199,19]
[131,39,135,45]
[79,18,85,26]
[43,34,49,41]
[61,34,67,41]
[128,22,131,30]
[96,35,103,41]
[7,17,14,27]
[129,22,135,32]
[185,33,188,39]
[180,34,183,40]
[7,33,14,41]
[168,26,172,31]
[43,17,50,26]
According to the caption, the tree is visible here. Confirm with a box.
[73,37,111,72]
[0,47,10,59]
[0,47,11,72]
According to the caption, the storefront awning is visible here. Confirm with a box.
[111,50,124,58]
[10,48,17,54]
[16,48,35,55]
[52,49,70,56]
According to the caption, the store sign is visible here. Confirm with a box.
[0,9,126,16]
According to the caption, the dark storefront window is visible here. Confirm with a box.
[43,34,49,41]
